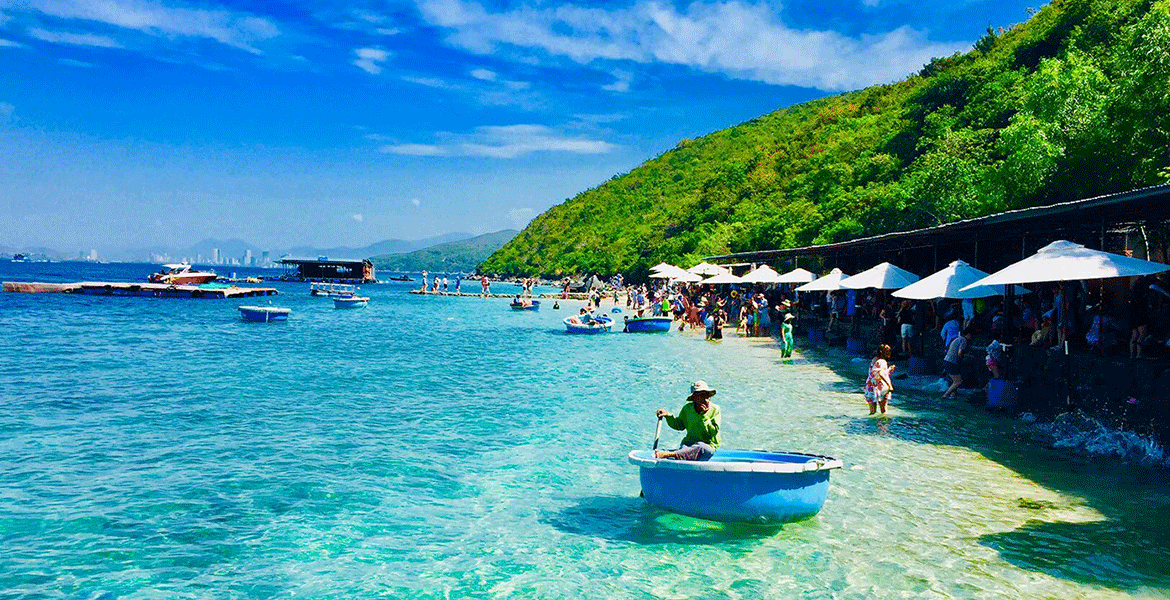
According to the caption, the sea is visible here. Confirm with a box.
[2,261,1169,599]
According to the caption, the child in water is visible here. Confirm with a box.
[864,344,895,415]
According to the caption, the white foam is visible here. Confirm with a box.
[1036,411,1168,466]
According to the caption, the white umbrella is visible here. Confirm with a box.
[964,240,1170,289]
[893,260,1029,300]
[649,262,676,272]
[775,267,816,284]
[649,264,689,279]
[701,273,743,285]
[687,262,731,276]
[840,262,919,290]
[739,265,783,284]
[671,272,704,283]
[796,268,850,292]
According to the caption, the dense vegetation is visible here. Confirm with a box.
[480,0,1170,278]
[371,230,517,273]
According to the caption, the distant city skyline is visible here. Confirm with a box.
[0,0,1038,251]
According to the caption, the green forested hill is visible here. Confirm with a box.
[372,229,518,272]
[480,0,1170,278]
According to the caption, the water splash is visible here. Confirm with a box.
[1032,411,1168,466]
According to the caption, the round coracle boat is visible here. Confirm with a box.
[624,316,673,333]
[628,449,842,523]
[564,315,612,333]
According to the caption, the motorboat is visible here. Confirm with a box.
[149,263,218,285]
[623,316,673,333]
[238,306,291,322]
[511,299,541,310]
[310,282,355,297]
[628,449,842,523]
[334,296,369,309]
[564,314,613,334]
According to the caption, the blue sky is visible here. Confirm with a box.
[0,0,1038,254]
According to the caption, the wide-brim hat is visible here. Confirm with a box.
[690,381,716,396]
[784,313,795,321]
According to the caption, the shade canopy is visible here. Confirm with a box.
[687,262,731,276]
[649,264,689,279]
[739,265,782,284]
[963,240,1170,289]
[840,262,919,290]
[671,272,704,283]
[893,260,1030,300]
[775,267,816,284]
[796,268,849,292]
[649,262,677,272]
[702,273,743,285]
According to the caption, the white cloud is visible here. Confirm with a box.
[353,47,391,74]
[351,213,364,222]
[14,0,280,54]
[507,207,536,228]
[602,71,632,92]
[376,27,402,36]
[28,27,123,48]
[410,198,422,206]
[470,67,496,81]
[58,58,95,67]
[503,79,529,90]
[382,143,445,156]
[0,102,14,122]
[417,0,970,91]
[401,75,453,88]
[0,38,23,48]
[572,112,627,125]
[380,124,616,159]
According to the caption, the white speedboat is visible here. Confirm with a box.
[149,263,218,285]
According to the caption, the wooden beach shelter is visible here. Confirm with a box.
[963,240,1170,288]
[894,260,1028,300]
[963,240,1170,405]
[796,268,849,292]
[840,262,919,290]
[776,267,816,284]
[688,262,731,276]
[740,265,783,284]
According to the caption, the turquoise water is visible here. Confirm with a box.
[2,262,1169,599]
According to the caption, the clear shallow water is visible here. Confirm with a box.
[2,262,1169,599]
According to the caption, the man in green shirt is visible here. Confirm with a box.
[654,381,721,460]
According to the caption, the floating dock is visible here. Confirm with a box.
[3,281,278,299]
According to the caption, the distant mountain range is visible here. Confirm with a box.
[371,230,519,273]
[1,233,478,264]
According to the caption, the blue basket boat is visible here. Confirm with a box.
[510,300,541,310]
[623,316,673,333]
[334,296,369,309]
[628,449,842,523]
[563,315,613,334]
[238,306,291,322]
